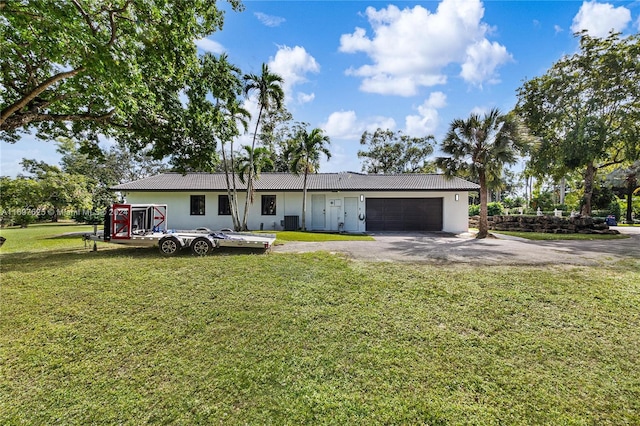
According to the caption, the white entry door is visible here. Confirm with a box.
[311,194,326,230]
[343,197,359,232]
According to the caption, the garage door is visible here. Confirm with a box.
[365,198,443,231]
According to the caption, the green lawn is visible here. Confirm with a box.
[1,225,639,424]
[267,230,374,242]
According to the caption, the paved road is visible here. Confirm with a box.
[273,226,640,265]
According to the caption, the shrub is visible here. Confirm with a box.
[488,202,504,216]
[468,203,504,216]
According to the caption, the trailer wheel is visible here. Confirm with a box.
[191,236,213,256]
[159,236,181,256]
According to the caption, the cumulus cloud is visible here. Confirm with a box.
[322,110,396,140]
[460,39,512,86]
[255,12,286,27]
[571,1,631,38]
[405,92,447,136]
[268,45,320,105]
[194,38,225,54]
[338,0,512,95]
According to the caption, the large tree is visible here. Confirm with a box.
[0,0,242,155]
[287,127,331,231]
[358,129,434,174]
[56,138,167,209]
[242,63,284,230]
[516,31,640,215]
[436,109,528,239]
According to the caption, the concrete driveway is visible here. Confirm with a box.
[273,226,640,265]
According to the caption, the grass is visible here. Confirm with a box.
[0,222,95,253]
[490,230,630,241]
[1,225,639,424]
[268,230,374,242]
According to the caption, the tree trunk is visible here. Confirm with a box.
[301,169,308,231]
[221,145,241,231]
[626,175,636,223]
[580,162,596,216]
[242,105,265,231]
[477,171,489,239]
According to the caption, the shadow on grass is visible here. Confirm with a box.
[0,243,273,273]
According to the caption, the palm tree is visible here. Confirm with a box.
[436,108,527,239]
[236,145,274,204]
[287,127,331,231]
[242,63,284,230]
[219,99,250,231]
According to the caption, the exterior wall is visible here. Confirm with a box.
[123,190,470,233]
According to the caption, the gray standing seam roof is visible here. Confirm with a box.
[111,172,480,192]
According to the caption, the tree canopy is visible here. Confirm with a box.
[436,109,528,238]
[516,31,640,215]
[358,129,434,174]
[0,0,243,155]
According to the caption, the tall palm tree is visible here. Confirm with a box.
[436,108,527,239]
[219,99,250,231]
[287,127,331,231]
[242,63,284,230]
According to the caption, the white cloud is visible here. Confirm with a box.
[194,38,225,54]
[554,25,564,34]
[338,0,511,95]
[405,92,447,136]
[268,45,320,105]
[636,15,640,31]
[571,1,631,38]
[460,39,512,86]
[297,92,315,104]
[255,12,286,27]
[322,110,395,140]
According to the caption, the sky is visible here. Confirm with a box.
[2,0,640,177]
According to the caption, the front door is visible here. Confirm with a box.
[311,194,326,230]
[343,197,358,232]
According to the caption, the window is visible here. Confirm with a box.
[190,195,205,215]
[261,195,276,215]
[218,195,231,215]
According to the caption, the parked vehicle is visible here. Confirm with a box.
[83,204,275,256]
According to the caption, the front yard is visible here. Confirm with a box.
[1,225,639,424]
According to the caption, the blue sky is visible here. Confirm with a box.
[2,0,639,176]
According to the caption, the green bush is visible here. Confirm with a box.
[468,203,504,216]
[488,202,504,216]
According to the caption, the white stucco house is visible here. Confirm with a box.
[112,172,479,234]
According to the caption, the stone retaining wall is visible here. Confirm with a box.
[469,215,619,234]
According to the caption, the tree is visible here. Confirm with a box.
[56,138,167,209]
[242,63,284,230]
[219,99,251,231]
[516,31,640,215]
[257,107,296,172]
[236,145,274,204]
[358,129,434,174]
[0,176,42,227]
[0,0,243,155]
[287,127,331,231]
[19,159,92,222]
[606,161,640,223]
[436,109,528,239]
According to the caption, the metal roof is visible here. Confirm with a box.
[112,172,480,192]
